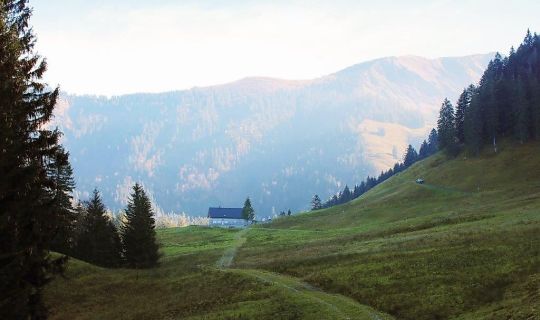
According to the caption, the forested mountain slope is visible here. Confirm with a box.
[51,54,492,215]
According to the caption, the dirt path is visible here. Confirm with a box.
[230,269,389,320]
[215,228,392,320]
[215,228,248,268]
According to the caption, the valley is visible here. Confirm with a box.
[45,142,540,319]
[3,2,540,319]
[52,55,492,215]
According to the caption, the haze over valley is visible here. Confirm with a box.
[4,2,540,319]
[54,54,492,215]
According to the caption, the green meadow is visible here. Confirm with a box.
[45,142,540,319]
[45,226,390,319]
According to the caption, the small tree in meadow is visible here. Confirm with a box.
[242,197,255,222]
[74,189,123,268]
[311,195,322,210]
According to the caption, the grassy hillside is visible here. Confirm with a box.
[235,142,540,319]
[45,227,283,319]
[45,227,391,319]
[45,142,539,319]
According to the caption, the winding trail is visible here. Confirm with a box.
[215,228,392,320]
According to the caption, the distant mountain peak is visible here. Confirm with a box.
[55,53,493,215]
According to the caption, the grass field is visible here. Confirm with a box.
[45,227,283,320]
[45,225,391,319]
[45,142,540,319]
[234,142,540,319]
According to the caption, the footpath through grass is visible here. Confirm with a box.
[45,142,539,319]
[216,228,248,268]
[215,227,392,319]
[45,227,283,320]
[45,225,392,319]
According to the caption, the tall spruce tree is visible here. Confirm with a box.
[513,77,529,143]
[74,190,122,268]
[427,129,439,154]
[329,194,338,207]
[341,185,352,203]
[437,98,459,156]
[481,68,500,152]
[457,31,540,153]
[71,202,87,249]
[403,144,419,167]
[242,197,255,221]
[121,183,160,269]
[49,148,76,255]
[0,1,72,317]
[530,77,540,139]
[464,97,484,155]
[418,140,429,159]
[455,85,475,144]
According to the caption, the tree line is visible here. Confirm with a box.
[55,184,160,269]
[0,2,159,318]
[1,1,69,317]
[311,30,540,211]
[438,30,540,156]
[311,129,438,210]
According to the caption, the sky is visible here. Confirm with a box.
[31,0,540,96]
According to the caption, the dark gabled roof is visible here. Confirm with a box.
[208,207,244,219]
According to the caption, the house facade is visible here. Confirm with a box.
[207,207,247,228]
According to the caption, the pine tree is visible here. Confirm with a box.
[0,1,71,317]
[437,98,459,156]
[464,97,484,155]
[311,195,322,210]
[71,202,87,247]
[329,194,338,207]
[74,190,122,268]
[403,144,419,167]
[353,181,364,199]
[530,77,540,139]
[121,183,160,269]
[49,149,76,255]
[342,185,352,203]
[455,85,475,144]
[480,67,500,152]
[427,129,439,154]
[287,209,292,216]
[523,29,534,48]
[418,140,429,159]
[242,197,255,221]
[513,78,529,143]
[366,176,377,190]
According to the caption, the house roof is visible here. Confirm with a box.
[208,207,244,219]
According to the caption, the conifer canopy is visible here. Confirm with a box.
[121,183,160,268]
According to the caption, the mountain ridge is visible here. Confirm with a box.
[52,53,494,215]
[60,53,495,98]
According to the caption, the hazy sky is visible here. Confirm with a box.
[31,0,540,95]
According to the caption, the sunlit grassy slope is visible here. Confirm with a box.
[235,142,540,319]
[45,142,539,319]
